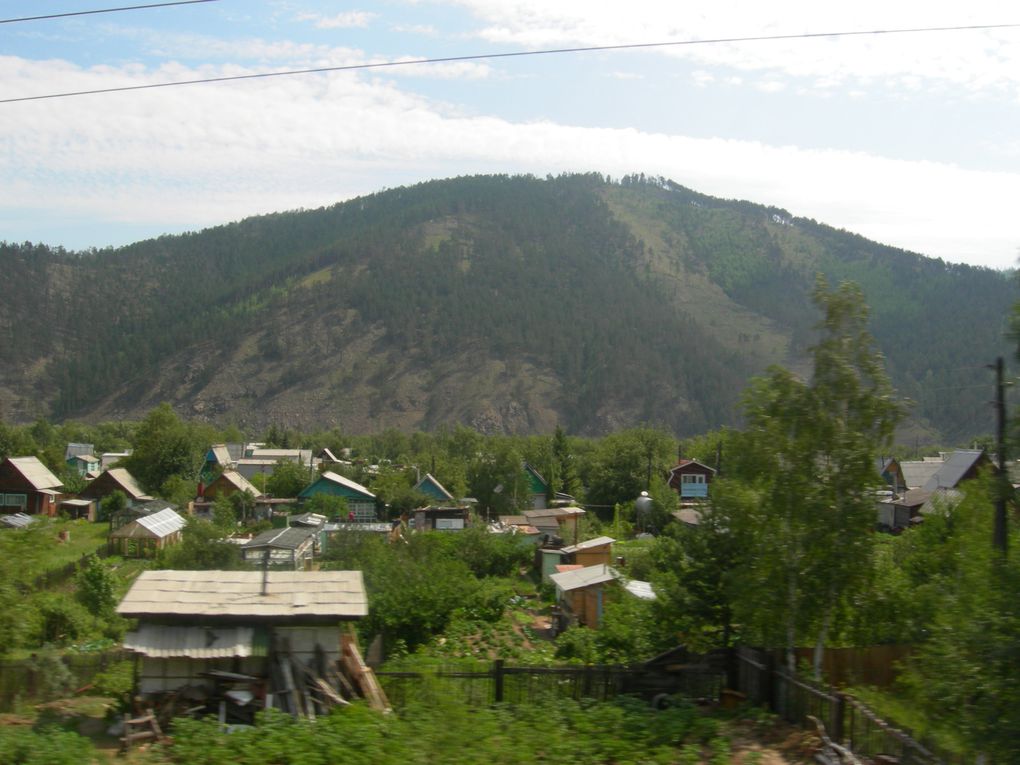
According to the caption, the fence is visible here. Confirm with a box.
[735,647,966,765]
[376,659,725,709]
[0,649,131,712]
[27,542,110,591]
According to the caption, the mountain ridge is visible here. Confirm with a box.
[0,173,1013,443]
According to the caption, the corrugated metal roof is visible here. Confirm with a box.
[210,444,234,466]
[123,625,268,658]
[136,508,186,537]
[6,457,63,490]
[117,570,367,619]
[923,450,985,491]
[550,564,616,592]
[561,536,615,554]
[250,448,313,464]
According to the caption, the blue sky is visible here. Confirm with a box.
[3,0,1019,268]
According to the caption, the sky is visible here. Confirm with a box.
[2,0,1020,269]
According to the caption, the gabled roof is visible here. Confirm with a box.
[117,570,368,619]
[900,460,943,490]
[923,450,987,491]
[92,467,150,500]
[211,470,261,496]
[560,536,615,554]
[669,459,716,475]
[4,456,63,491]
[549,563,616,592]
[300,471,375,500]
[208,444,236,467]
[413,473,455,501]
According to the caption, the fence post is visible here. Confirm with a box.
[493,659,505,703]
[763,651,777,712]
[832,691,846,744]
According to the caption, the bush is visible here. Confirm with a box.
[0,726,95,765]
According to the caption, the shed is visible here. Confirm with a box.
[549,564,617,629]
[560,536,615,568]
[524,506,585,541]
[0,456,64,517]
[109,508,186,558]
[118,569,367,698]
[59,498,97,522]
[299,472,377,520]
[413,505,470,532]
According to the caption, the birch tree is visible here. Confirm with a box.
[736,277,902,673]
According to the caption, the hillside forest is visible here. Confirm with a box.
[0,173,1014,444]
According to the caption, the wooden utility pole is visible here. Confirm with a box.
[992,356,1008,556]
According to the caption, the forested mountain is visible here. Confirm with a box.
[0,173,1013,442]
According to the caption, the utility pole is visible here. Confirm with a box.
[992,356,1008,556]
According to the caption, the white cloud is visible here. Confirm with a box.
[296,11,376,29]
[446,0,1020,99]
[2,55,1018,268]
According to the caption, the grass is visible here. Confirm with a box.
[843,685,969,758]
[1,519,110,587]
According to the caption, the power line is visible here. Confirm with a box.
[3,21,1019,104]
[0,0,220,25]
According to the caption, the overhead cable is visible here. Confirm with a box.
[0,0,220,25]
[3,21,1019,104]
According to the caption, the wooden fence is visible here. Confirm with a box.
[735,647,967,765]
[27,542,110,591]
[376,659,725,709]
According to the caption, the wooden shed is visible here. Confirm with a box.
[549,564,616,629]
[118,569,368,699]
[560,536,615,568]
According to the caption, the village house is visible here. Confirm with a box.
[117,569,368,700]
[667,459,716,502]
[108,507,186,558]
[524,463,550,509]
[412,472,455,503]
[80,467,152,507]
[66,452,101,478]
[298,471,377,520]
[202,469,262,502]
[0,456,64,516]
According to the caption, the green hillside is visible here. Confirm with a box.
[0,173,1013,441]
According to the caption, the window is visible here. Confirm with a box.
[680,474,706,484]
